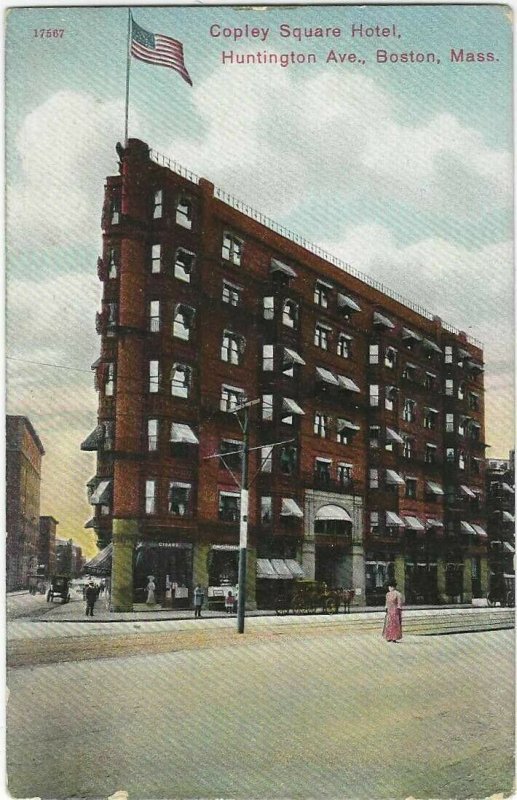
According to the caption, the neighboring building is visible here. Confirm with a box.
[486,453,515,603]
[55,538,84,577]
[6,416,45,590]
[82,138,489,611]
[71,543,84,576]
[38,515,58,577]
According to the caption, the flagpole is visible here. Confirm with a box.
[124,9,132,146]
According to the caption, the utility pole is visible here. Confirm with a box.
[237,404,250,634]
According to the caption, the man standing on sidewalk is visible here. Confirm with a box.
[85,581,98,618]
[193,584,204,618]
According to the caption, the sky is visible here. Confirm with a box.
[5,4,514,558]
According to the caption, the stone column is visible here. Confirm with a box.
[437,558,447,604]
[351,544,366,606]
[462,557,473,603]
[245,546,257,610]
[394,555,405,598]
[111,519,138,611]
[302,539,316,580]
[479,555,489,598]
[193,543,210,607]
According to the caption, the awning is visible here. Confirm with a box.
[386,511,405,526]
[503,542,515,553]
[338,375,361,393]
[256,558,304,580]
[386,469,405,486]
[373,311,395,329]
[315,279,333,291]
[256,558,278,579]
[270,258,297,278]
[404,516,425,531]
[426,518,444,528]
[457,348,470,359]
[315,505,352,522]
[84,518,97,529]
[426,481,444,496]
[281,498,304,517]
[271,559,295,578]
[337,293,361,313]
[386,427,404,445]
[284,347,305,366]
[426,407,439,414]
[91,357,104,369]
[81,425,104,451]
[471,524,488,537]
[402,327,421,341]
[502,483,515,494]
[170,423,199,444]
[502,511,515,523]
[461,521,476,534]
[282,397,305,415]
[285,559,305,578]
[83,543,113,576]
[467,360,484,373]
[422,338,442,353]
[316,366,339,386]
[90,480,111,505]
[460,485,476,498]
[337,419,360,433]
[425,443,438,449]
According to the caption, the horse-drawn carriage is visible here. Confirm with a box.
[275,579,355,615]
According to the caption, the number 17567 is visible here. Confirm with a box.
[34,29,65,38]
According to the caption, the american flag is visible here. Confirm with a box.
[131,19,192,86]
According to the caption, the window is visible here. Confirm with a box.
[446,413,454,433]
[261,445,273,473]
[261,496,272,523]
[370,384,379,407]
[458,450,466,470]
[337,334,351,359]
[263,296,274,320]
[338,463,353,488]
[108,248,118,279]
[223,281,241,306]
[403,437,413,459]
[149,360,160,393]
[147,419,158,451]
[384,347,397,368]
[106,303,117,334]
[445,345,453,364]
[220,385,245,412]
[369,426,380,449]
[280,444,297,475]
[314,413,328,438]
[153,189,163,219]
[314,281,329,308]
[370,469,379,489]
[105,362,115,397]
[425,372,436,391]
[385,386,396,411]
[314,458,331,485]
[370,511,379,535]
[171,364,191,398]
[402,399,416,423]
[174,249,195,282]
[336,420,354,445]
[423,408,437,429]
[221,331,244,365]
[470,422,481,442]
[149,300,160,332]
[458,382,466,400]
[405,478,417,499]
[173,304,194,341]
[219,492,240,521]
[222,232,243,265]
[471,458,481,476]
[110,194,120,225]
[151,243,161,274]
[369,344,379,364]
[262,394,273,421]
[219,439,243,472]
[145,479,156,514]
[425,444,437,464]
[176,195,192,229]
[282,300,298,329]
[402,364,417,381]
[262,344,274,371]
[314,324,330,350]
[446,447,455,463]
[168,482,191,515]
[458,417,468,437]
[469,393,480,411]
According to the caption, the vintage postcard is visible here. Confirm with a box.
[5,4,514,799]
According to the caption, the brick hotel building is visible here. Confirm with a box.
[82,138,489,611]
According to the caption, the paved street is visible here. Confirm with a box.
[7,623,514,800]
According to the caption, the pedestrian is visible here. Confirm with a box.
[225,590,235,613]
[146,576,156,606]
[383,581,403,642]
[194,584,204,618]
[85,581,98,617]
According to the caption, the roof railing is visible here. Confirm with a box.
[149,147,482,349]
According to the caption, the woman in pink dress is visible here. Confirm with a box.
[383,581,403,642]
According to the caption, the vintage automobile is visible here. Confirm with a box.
[275,580,355,615]
[46,575,71,604]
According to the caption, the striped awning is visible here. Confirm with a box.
[316,366,339,386]
[471,524,488,538]
[315,505,352,522]
[83,543,113,576]
[461,521,476,534]
[337,293,361,313]
[426,481,444,496]
[81,425,104,451]
[270,258,297,278]
[404,516,425,531]
[373,311,395,329]
[281,498,304,518]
